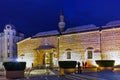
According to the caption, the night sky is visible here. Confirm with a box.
[0,0,120,37]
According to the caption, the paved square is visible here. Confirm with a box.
[1,69,120,80]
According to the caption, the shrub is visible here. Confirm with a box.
[96,60,115,67]
[3,62,26,71]
[58,61,77,69]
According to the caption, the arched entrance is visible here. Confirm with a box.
[35,45,56,68]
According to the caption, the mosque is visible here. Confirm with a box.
[17,12,120,68]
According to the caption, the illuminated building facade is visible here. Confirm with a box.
[17,13,120,68]
[0,24,24,63]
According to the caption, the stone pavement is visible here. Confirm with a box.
[82,71,120,80]
[25,70,120,80]
[0,69,120,80]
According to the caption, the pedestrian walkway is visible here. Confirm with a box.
[30,70,120,80]
[82,71,120,80]
[65,73,106,80]
[1,69,120,80]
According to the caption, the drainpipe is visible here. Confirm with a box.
[99,26,103,60]
[58,36,60,61]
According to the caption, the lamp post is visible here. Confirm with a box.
[58,36,60,61]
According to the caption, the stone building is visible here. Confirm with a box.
[17,13,120,68]
[0,24,24,68]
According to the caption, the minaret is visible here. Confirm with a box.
[58,10,65,34]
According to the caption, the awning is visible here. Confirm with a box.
[35,45,55,50]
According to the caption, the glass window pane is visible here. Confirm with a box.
[88,51,92,59]
[67,52,71,59]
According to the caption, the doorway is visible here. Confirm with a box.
[44,52,53,68]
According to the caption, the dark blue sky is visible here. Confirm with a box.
[0,0,120,36]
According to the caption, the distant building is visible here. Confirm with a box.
[0,24,24,62]
[17,12,120,68]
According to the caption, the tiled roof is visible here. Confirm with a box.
[102,20,120,29]
[63,24,98,34]
[32,30,59,38]
[106,20,120,26]
[32,20,120,38]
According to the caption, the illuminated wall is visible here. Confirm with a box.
[59,28,120,66]
[59,31,101,66]
[17,36,58,67]
[102,28,120,65]
[17,27,120,67]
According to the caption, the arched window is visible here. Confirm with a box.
[67,51,71,59]
[66,48,72,59]
[86,47,93,59]
[88,51,92,59]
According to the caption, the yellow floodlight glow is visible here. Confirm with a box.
[105,50,120,65]
[17,57,33,68]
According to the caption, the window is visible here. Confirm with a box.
[8,32,10,35]
[7,49,10,57]
[7,38,9,42]
[87,51,92,59]
[7,42,9,46]
[8,53,10,57]
[67,51,71,59]
[86,47,93,59]
[7,45,10,50]
[66,48,72,59]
